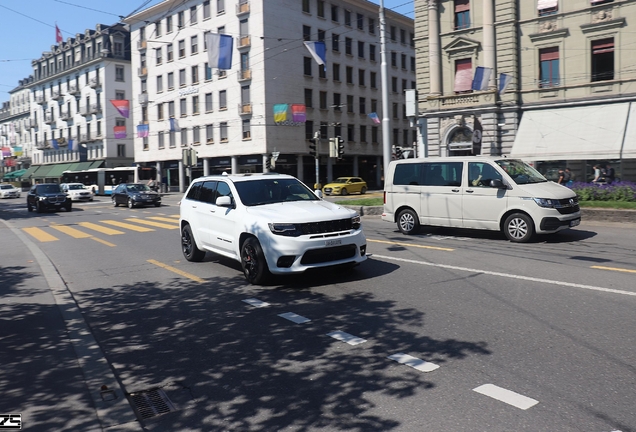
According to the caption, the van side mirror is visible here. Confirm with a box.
[216,195,234,208]
[490,179,507,189]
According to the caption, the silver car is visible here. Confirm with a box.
[0,183,21,199]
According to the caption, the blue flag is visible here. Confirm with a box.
[206,33,233,70]
[471,66,492,91]
[68,139,74,151]
[304,41,326,71]
[51,139,59,149]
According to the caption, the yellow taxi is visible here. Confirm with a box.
[322,177,368,196]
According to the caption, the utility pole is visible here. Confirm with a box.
[379,0,391,185]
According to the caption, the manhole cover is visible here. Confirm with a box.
[129,388,176,420]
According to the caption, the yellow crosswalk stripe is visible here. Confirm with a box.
[50,225,92,238]
[147,216,180,224]
[22,227,59,242]
[78,221,124,235]
[100,220,155,232]
[125,218,178,229]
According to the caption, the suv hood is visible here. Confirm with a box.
[514,181,577,199]
[246,200,356,222]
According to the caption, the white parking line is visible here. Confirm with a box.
[387,353,440,372]
[242,298,270,308]
[373,254,636,297]
[278,312,311,324]
[473,384,539,410]
[327,331,367,346]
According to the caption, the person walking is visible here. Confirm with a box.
[557,168,565,184]
[605,163,615,184]
[592,165,603,183]
[564,167,573,187]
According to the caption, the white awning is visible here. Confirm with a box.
[621,102,636,159]
[510,103,631,161]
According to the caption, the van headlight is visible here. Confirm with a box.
[352,214,361,230]
[268,223,301,237]
[533,198,560,208]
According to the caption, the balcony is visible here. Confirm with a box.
[51,90,62,101]
[44,114,54,124]
[138,67,148,77]
[238,69,252,81]
[89,103,100,114]
[35,95,45,105]
[427,90,497,110]
[238,35,251,48]
[29,119,38,129]
[79,133,90,143]
[138,39,147,50]
[79,105,91,116]
[60,110,71,121]
[36,141,47,149]
[68,84,79,95]
[239,103,252,115]
[139,93,149,105]
[236,1,250,15]
[89,77,101,89]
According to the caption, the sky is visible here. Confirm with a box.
[0,0,414,101]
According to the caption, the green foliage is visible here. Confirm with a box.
[571,181,636,202]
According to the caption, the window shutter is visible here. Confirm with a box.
[592,38,614,54]
[454,59,473,92]
[537,0,558,9]
[540,47,559,61]
[455,0,469,12]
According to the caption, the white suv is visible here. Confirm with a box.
[179,173,367,284]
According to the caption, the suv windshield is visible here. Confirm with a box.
[495,159,548,185]
[36,184,62,194]
[235,178,319,206]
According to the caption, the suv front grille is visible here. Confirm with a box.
[301,244,357,264]
[298,218,352,235]
[47,196,66,203]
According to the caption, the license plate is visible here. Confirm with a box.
[570,219,580,227]
[325,239,342,246]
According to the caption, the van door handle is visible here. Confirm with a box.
[452,189,460,193]
[466,190,474,193]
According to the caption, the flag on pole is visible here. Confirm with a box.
[51,139,59,149]
[498,73,513,95]
[273,104,288,123]
[137,124,149,138]
[111,100,130,118]
[55,24,63,44]
[114,126,127,139]
[169,118,179,132]
[68,139,74,151]
[303,41,326,71]
[205,33,233,69]
[291,104,306,123]
[471,66,493,91]
[368,112,381,124]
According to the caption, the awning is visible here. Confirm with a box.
[66,162,93,172]
[31,165,55,179]
[2,168,27,179]
[621,102,636,159]
[89,160,104,169]
[510,103,630,161]
[21,166,39,179]
[45,163,74,178]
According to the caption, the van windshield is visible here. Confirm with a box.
[495,159,548,185]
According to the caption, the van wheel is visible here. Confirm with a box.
[397,209,419,235]
[241,237,270,285]
[504,213,534,243]
[181,224,205,262]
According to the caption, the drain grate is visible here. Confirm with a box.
[129,388,176,420]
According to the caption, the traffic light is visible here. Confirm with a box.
[308,138,318,158]
[265,157,271,170]
[337,136,345,159]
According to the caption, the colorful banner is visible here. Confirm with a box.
[291,104,306,123]
[114,126,127,139]
[111,100,130,118]
[368,112,381,124]
[1,147,11,157]
[13,146,23,157]
[137,124,150,138]
[273,104,288,123]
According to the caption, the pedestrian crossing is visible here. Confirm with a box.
[22,214,180,243]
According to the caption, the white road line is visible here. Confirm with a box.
[278,312,311,324]
[242,298,270,308]
[473,384,539,410]
[373,254,636,297]
[387,353,440,372]
[327,331,367,346]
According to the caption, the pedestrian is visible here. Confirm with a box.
[564,167,573,187]
[605,163,615,184]
[592,165,603,183]
[557,168,565,184]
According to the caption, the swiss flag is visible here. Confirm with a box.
[56,24,63,44]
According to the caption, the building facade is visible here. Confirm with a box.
[125,0,415,191]
[22,23,135,183]
[414,0,636,182]
[0,81,33,180]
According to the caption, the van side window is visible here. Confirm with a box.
[422,162,463,186]
[394,163,423,185]
[469,162,502,187]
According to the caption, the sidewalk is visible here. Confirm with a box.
[0,219,140,431]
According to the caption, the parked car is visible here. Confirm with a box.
[60,183,94,202]
[0,183,21,199]
[322,177,368,196]
[27,183,72,213]
[179,173,367,284]
[111,183,161,208]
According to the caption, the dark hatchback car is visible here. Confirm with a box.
[27,183,72,213]
[112,183,161,208]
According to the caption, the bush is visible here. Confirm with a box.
[571,181,636,202]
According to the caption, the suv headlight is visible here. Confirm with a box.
[269,223,301,237]
[533,198,560,208]
[352,214,361,230]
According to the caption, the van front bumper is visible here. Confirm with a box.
[539,216,581,232]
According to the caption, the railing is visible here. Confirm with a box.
[89,103,100,114]
[239,103,252,115]
[139,93,149,104]
[44,114,54,124]
[238,69,252,81]
[238,35,251,48]
[68,85,79,95]
[51,90,62,100]
[138,67,148,77]
[89,77,101,88]
[60,110,71,121]
[236,1,250,14]
[29,119,38,128]
[138,40,147,50]
[79,106,91,116]
[35,95,45,105]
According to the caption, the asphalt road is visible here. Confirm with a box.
[1,194,635,432]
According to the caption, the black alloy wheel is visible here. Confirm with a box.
[181,224,205,262]
[241,237,271,285]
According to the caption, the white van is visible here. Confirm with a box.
[382,156,581,242]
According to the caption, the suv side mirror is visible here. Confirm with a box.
[216,195,233,207]
[490,179,507,189]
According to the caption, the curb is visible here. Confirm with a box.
[342,205,636,223]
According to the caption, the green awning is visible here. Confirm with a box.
[89,160,104,169]
[45,163,74,178]
[2,168,27,179]
[65,162,93,172]
[31,165,54,179]
[21,166,39,179]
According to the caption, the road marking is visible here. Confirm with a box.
[387,353,440,372]
[78,222,124,235]
[243,298,270,308]
[147,259,205,283]
[373,254,636,297]
[126,218,179,229]
[327,331,367,346]
[278,312,311,324]
[591,265,636,274]
[473,384,539,410]
[90,237,116,247]
[100,220,155,232]
[368,239,454,251]
[22,227,59,242]
[147,216,180,224]
[50,224,92,238]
